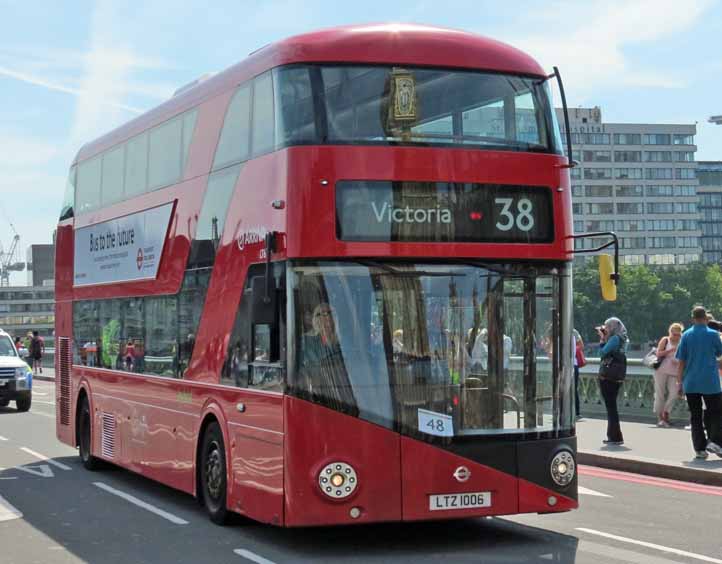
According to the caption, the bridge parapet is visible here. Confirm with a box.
[579,358,688,423]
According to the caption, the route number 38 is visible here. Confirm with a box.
[494,198,535,232]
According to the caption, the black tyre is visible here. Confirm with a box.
[200,422,229,525]
[15,396,31,412]
[0,399,9,407]
[78,397,101,470]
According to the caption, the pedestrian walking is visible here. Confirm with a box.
[653,323,683,427]
[596,317,628,445]
[28,330,44,376]
[675,306,722,459]
[573,329,586,419]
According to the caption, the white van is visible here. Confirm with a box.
[0,329,32,411]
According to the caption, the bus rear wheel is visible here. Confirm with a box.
[78,397,101,470]
[200,422,229,525]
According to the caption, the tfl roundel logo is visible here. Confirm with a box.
[453,466,470,482]
[136,248,144,270]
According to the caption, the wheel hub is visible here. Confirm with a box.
[205,441,223,499]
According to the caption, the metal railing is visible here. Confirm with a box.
[579,358,689,423]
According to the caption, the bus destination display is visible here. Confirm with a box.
[336,181,553,243]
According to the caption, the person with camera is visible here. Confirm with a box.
[653,323,683,427]
[597,317,628,445]
[675,306,722,459]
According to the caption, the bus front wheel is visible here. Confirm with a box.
[201,422,229,525]
[78,397,101,471]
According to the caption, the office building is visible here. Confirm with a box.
[558,107,700,266]
[0,285,55,345]
[26,244,55,287]
[697,161,722,263]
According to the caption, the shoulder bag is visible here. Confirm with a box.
[642,346,662,370]
[575,342,587,368]
[599,350,627,382]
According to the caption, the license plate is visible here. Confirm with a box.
[429,492,492,511]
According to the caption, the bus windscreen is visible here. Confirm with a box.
[336,181,553,243]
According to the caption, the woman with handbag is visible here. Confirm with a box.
[596,317,628,445]
[654,323,683,427]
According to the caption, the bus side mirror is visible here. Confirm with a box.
[599,254,617,302]
[251,276,277,325]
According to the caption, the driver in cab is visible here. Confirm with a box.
[298,302,357,412]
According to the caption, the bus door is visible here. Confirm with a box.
[498,278,529,431]
[451,269,558,433]
[499,276,556,432]
[223,270,285,525]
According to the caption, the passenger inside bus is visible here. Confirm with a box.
[470,328,489,372]
[425,300,451,386]
[392,329,404,356]
[229,341,249,387]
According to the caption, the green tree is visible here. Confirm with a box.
[573,261,722,350]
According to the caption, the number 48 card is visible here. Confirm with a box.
[418,408,454,437]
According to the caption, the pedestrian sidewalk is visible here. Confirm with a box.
[577,416,722,486]
[32,366,55,382]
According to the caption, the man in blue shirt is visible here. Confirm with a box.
[675,306,722,459]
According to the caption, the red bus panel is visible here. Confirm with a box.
[284,396,402,526]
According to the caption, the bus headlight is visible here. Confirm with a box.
[550,450,575,487]
[318,462,358,499]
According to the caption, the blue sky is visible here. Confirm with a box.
[1,0,721,284]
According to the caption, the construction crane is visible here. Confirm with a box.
[0,222,25,287]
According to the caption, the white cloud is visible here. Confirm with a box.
[67,0,157,147]
[0,44,175,75]
[505,0,713,100]
[0,64,144,113]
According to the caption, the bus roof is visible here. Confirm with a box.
[75,24,547,164]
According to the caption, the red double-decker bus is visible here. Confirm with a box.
[55,24,580,526]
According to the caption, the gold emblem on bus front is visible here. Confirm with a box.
[391,70,416,121]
